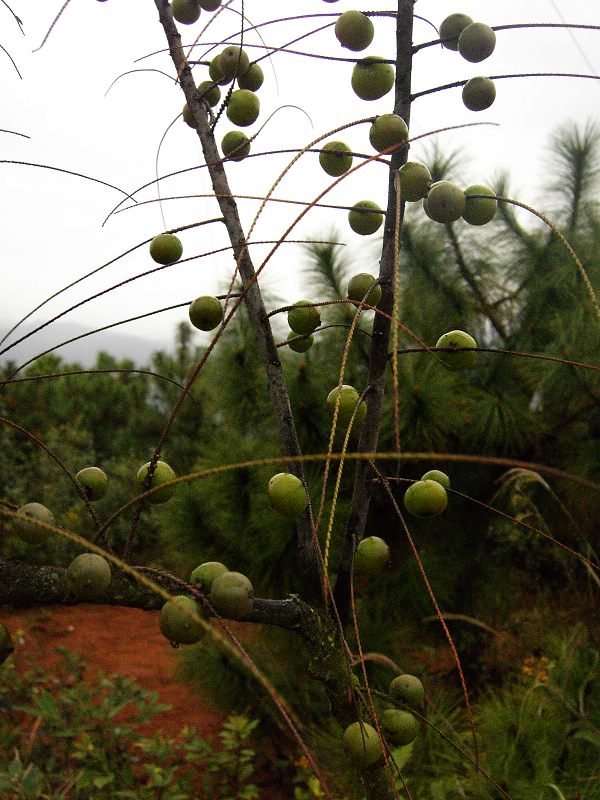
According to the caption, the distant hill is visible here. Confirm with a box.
[0,319,168,368]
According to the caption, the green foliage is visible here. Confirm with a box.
[0,648,263,800]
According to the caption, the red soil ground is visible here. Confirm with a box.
[3,603,225,739]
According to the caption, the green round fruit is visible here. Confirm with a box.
[221,130,251,161]
[0,623,14,666]
[199,0,221,9]
[288,301,321,336]
[462,184,497,226]
[381,709,419,745]
[267,472,308,518]
[354,536,390,578]
[13,502,54,544]
[343,722,382,768]
[171,0,201,25]
[348,200,383,235]
[326,385,367,429]
[218,46,250,80]
[335,10,374,52]
[347,273,382,307]
[439,12,473,50]
[351,56,394,101]
[196,80,221,107]
[458,22,496,63]
[210,571,254,619]
[238,63,264,92]
[435,329,478,370]
[319,140,353,177]
[182,102,196,127]
[76,467,108,501]
[136,460,177,504]
[403,479,448,518]
[149,233,183,265]
[462,76,496,112]
[425,181,466,223]
[159,595,206,644]
[67,553,112,600]
[190,561,229,592]
[287,331,314,353]
[369,114,408,154]
[398,161,431,202]
[209,55,232,86]
[226,89,260,127]
[188,296,223,331]
[389,673,425,707]
[420,470,450,491]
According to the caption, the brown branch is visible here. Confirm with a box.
[152,0,321,604]
[333,1,414,628]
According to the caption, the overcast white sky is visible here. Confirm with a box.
[0,0,598,360]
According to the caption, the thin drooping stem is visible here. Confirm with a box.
[152,0,321,604]
[334,0,414,623]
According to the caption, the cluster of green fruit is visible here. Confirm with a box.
[182,45,263,161]
[9,465,108,547]
[425,179,498,227]
[158,562,254,645]
[329,8,395,102]
[393,159,498,226]
[343,673,424,767]
[171,0,222,26]
[403,469,454,520]
[148,236,224,332]
[440,13,497,111]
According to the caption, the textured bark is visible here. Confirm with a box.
[152,0,322,605]
[334,1,415,627]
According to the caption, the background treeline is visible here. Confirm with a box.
[1,124,599,797]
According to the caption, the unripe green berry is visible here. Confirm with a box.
[67,553,112,600]
[404,479,448,517]
[335,10,374,52]
[347,273,382,307]
[425,181,466,223]
[267,472,308,518]
[238,63,264,91]
[348,200,383,235]
[149,234,183,265]
[319,141,353,177]
[435,329,478,369]
[160,595,205,644]
[226,89,260,127]
[462,184,497,226]
[389,673,425,707]
[288,301,321,335]
[398,161,431,202]
[439,13,473,50]
[420,470,451,490]
[351,57,394,101]
[221,130,251,161]
[190,561,229,592]
[369,114,408,154]
[458,22,496,63]
[462,76,496,111]
[136,460,177,504]
[188,296,223,331]
[287,331,314,353]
